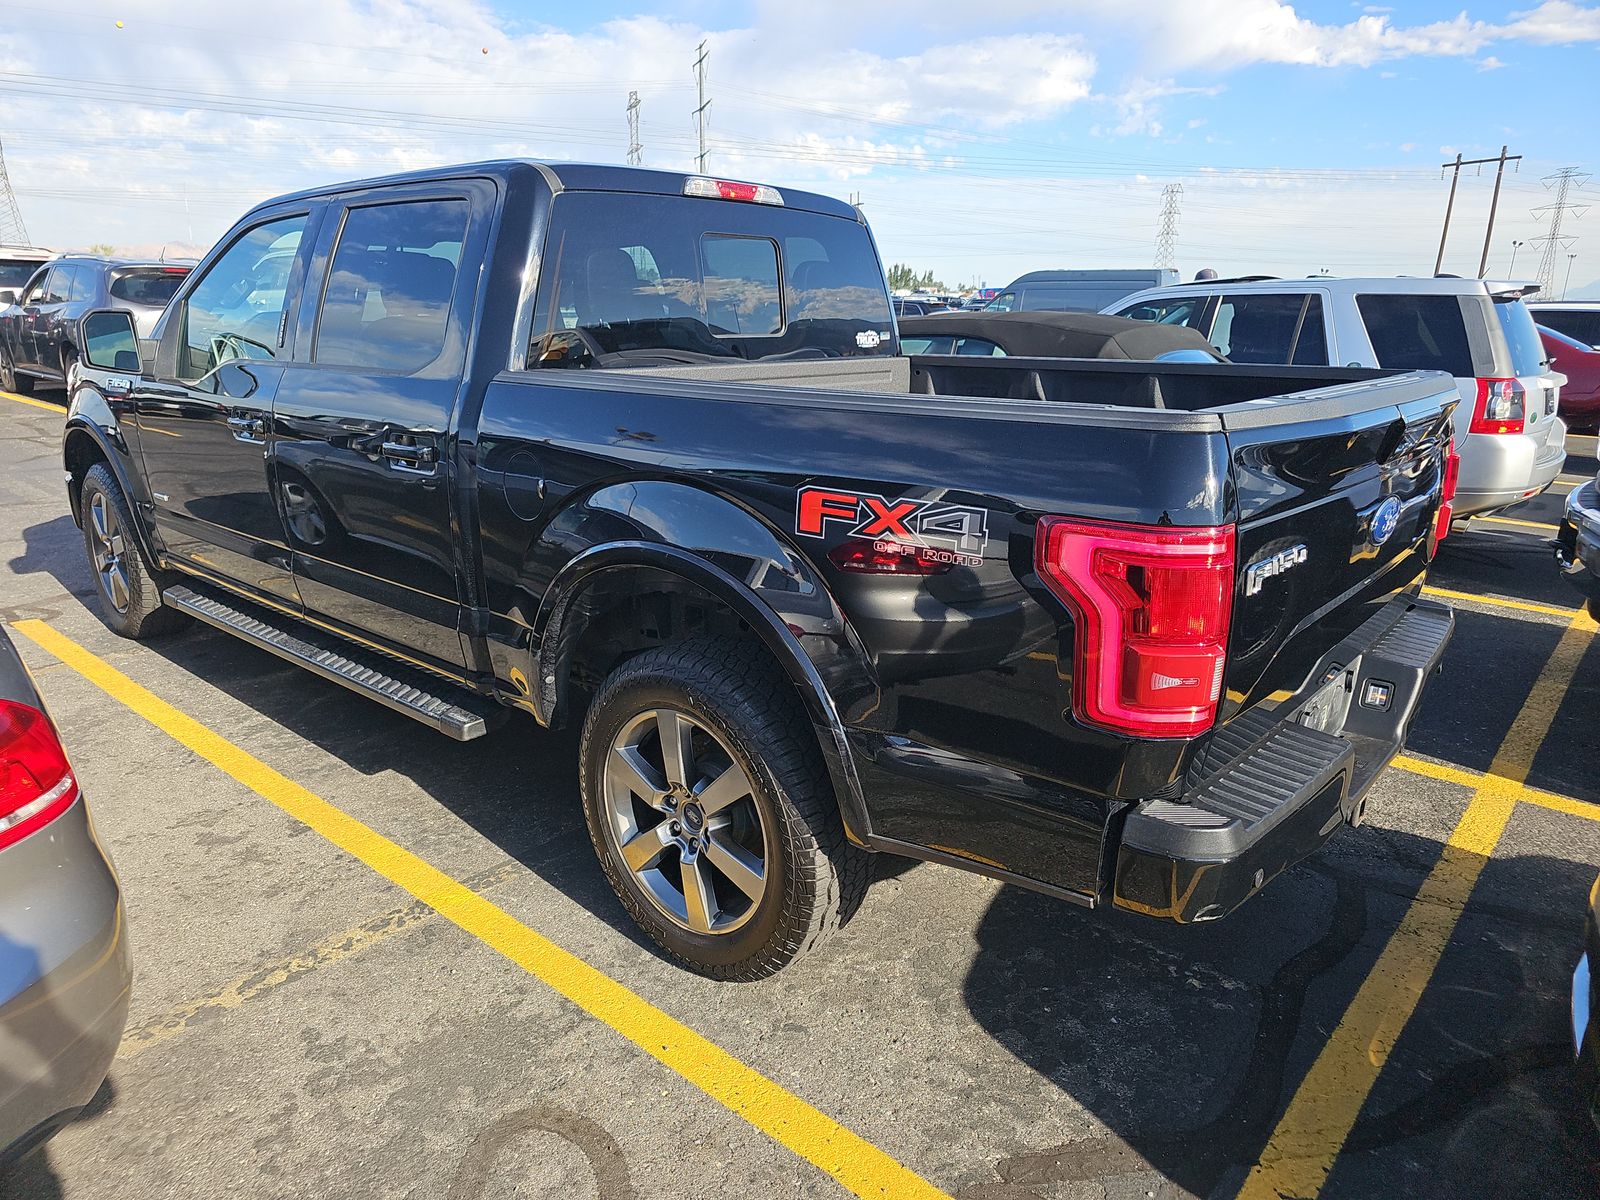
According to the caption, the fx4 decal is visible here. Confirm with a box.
[795,486,990,567]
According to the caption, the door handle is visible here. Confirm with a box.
[226,415,267,443]
[380,440,439,471]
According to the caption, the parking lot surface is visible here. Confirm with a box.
[1,389,1597,1200]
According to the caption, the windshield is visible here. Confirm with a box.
[1493,297,1550,376]
[0,259,42,290]
[528,192,895,368]
[110,268,190,307]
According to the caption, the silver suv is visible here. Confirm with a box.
[1108,276,1567,518]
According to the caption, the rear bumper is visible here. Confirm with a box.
[1112,594,1454,922]
[1453,421,1567,517]
[0,799,131,1164]
[1554,479,1600,606]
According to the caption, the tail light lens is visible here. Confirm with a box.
[1035,518,1235,738]
[1469,378,1526,435]
[0,699,77,852]
[1434,438,1460,542]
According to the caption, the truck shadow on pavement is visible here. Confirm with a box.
[957,837,1600,1200]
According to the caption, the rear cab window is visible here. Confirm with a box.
[528,191,895,368]
[1355,293,1476,377]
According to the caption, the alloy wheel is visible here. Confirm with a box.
[602,707,769,935]
[89,490,131,613]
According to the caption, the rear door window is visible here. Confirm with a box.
[1534,309,1600,347]
[64,265,94,303]
[313,198,470,374]
[1211,293,1323,364]
[1355,294,1474,376]
[1492,298,1550,376]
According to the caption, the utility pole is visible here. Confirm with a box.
[0,137,29,246]
[693,40,710,174]
[1155,183,1182,270]
[1434,153,1463,275]
[1435,148,1521,275]
[1566,253,1579,299]
[626,90,642,166]
[1531,167,1590,299]
[1477,145,1519,278]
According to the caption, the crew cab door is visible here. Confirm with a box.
[131,208,315,607]
[271,182,489,671]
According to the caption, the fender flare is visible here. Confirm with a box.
[534,541,873,845]
[61,406,164,568]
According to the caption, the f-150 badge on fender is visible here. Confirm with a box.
[1245,543,1308,596]
[796,486,990,567]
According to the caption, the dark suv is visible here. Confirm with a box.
[0,256,190,395]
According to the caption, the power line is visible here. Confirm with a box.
[626,90,642,166]
[1531,167,1589,298]
[1155,182,1182,269]
[0,137,29,244]
[1434,147,1520,276]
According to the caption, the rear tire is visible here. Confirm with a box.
[0,347,34,395]
[79,463,189,639]
[579,638,869,979]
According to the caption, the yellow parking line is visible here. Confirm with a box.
[1,389,66,413]
[1393,753,1600,824]
[1237,604,1598,1200]
[13,618,951,1200]
[1421,585,1577,620]
[1471,514,1559,532]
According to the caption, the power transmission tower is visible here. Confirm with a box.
[693,41,710,174]
[626,91,642,166]
[1531,167,1589,298]
[1155,183,1182,270]
[0,138,30,246]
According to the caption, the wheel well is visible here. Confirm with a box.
[63,430,109,526]
[561,567,764,717]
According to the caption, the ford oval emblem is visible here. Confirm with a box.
[1371,496,1402,546]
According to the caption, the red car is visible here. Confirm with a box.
[1542,324,1600,433]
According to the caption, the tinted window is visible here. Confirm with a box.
[1355,294,1473,376]
[39,267,68,304]
[111,268,188,307]
[1212,293,1323,365]
[1534,309,1600,348]
[1493,298,1550,376]
[179,213,306,381]
[314,199,468,373]
[0,259,39,289]
[529,192,893,368]
[19,269,48,305]
[64,265,95,303]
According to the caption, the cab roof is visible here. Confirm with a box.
[249,160,862,222]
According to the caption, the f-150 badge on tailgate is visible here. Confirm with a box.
[796,486,990,567]
[1245,543,1308,596]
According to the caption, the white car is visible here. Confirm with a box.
[1108,275,1567,519]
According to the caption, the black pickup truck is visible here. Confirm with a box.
[63,161,1459,979]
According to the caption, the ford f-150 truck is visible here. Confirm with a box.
[62,161,1458,979]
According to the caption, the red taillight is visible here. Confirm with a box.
[1434,438,1460,542]
[0,699,77,852]
[827,539,951,574]
[1035,518,1235,738]
[1469,378,1526,435]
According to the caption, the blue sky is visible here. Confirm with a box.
[1,1,1596,293]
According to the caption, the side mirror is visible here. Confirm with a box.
[81,309,141,373]
[0,289,17,306]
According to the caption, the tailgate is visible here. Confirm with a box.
[1214,375,1456,730]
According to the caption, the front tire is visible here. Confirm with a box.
[580,639,868,979]
[79,463,188,639]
